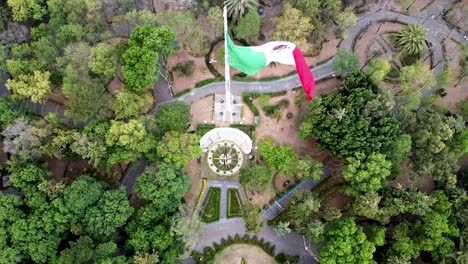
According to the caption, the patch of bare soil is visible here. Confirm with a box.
[189,95,214,130]
[168,50,215,93]
[184,159,202,210]
[387,0,433,13]
[438,37,468,112]
[324,192,350,212]
[245,185,276,210]
[107,77,124,95]
[0,143,7,168]
[214,244,277,264]
[274,173,296,193]
[389,174,435,194]
[444,2,468,32]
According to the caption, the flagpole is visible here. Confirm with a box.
[223,6,231,122]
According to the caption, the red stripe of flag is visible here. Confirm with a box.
[292,47,315,101]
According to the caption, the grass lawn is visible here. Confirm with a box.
[213,244,276,264]
[201,187,221,223]
[227,188,243,218]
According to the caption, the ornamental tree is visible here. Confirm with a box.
[207,6,223,38]
[336,7,356,32]
[7,0,46,21]
[156,132,202,168]
[318,218,376,264]
[6,71,51,102]
[243,203,263,234]
[299,72,399,157]
[287,191,321,225]
[342,152,392,197]
[129,25,177,57]
[400,61,436,91]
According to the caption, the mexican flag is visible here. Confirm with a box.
[226,34,315,101]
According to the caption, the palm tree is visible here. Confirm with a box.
[224,0,258,22]
[392,24,427,55]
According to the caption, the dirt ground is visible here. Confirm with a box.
[213,244,277,264]
[106,77,124,95]
[389,174,435,194]
[168,50,215,94]
[245,185,276,209]
[387,0,433,13]
[184,158,203,210]
[325,192,351,212]
[274,173,297,193]
[445,2,468,32]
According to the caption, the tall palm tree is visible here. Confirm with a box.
[392,24,427,55]
[224,0,258,22]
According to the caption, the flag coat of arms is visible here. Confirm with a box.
[226,33,316,101]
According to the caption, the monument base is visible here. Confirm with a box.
[214,94,242,123]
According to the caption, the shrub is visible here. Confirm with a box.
[262,99,289,116]
[174,88,192,98]
[401,53,420,66]
[387,67,400,78]
[215,45,225,67]
[227,188,243,218]
[242,95,259,116]
[275,253,287,262]
[172,60,195,77]
[197,124,216,136]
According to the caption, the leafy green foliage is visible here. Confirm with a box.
[105,119,156,165]
[318,218,376,264]
[200,187,221,223]
[112,89,152,119]
[299,72,399,157]
[342,152,392,197]
[122,46,158,92]
[207,6,223,38]
[274,221,292,237]
[156,132,202,167]
[240,165,274,191]
[133,163,190,211]
[0,97,27,130]
[400,60,436,91]
[155,102,192,134]
[258,139,298,176]
[332,49,359,77]
[287,190,320,225]
[6,71,51,102]
[233,11,260,42]
[171,205,205,257]
[366,57,391,83]
[272,3,314,53]
[296,159,323,181]
[129,25,177,57]
[88,43,118,81]
[336,7,356,32]
[184,25,210,57]
[243,203,263,234]
[7,0,46,21]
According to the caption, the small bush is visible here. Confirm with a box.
[215,45,225,67]
[203,247,215,258]
[174,88,192,98]
[275,253,287,262]
[387,67,400,78]
[436,88,448,97]
[401,53,421,66]
[263,99,289,116]
[172,61,195,77]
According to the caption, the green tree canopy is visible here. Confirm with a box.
[156,132,202,168]
[207,6,223,38]
[88,43,118,81]
[240,165,274,191]
[6,71,51,103]
[332,49,359,77]
[272,3,313,53]
[400,60,436,91]
[133,163,190,210]
[225,0,258,21]
[233,11,260,43]
[243,203,263,234]
[287,190,320,225]
[299,72,399,157]
[342,152,392,197]
[122,46,158,92]
[155,101,192,134]
[258,139,298,176]
[318,218,376,264]
[366,57,391,83]
[112,89,153,119]
[129,25,177,57]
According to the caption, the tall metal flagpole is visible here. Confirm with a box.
[223,6,231,122]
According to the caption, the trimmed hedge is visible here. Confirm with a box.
[195,76,225,88]
[242,95,259,116]
[229,123,256,132]
[227,188,243,218]
[201,187,221,223]
[191,234,300,263]
[174,88,192,98]
[197,123,216,136]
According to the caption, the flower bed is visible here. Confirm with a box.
[201,187,221,223]
[194,178,208,214]
[227,188,243,218]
